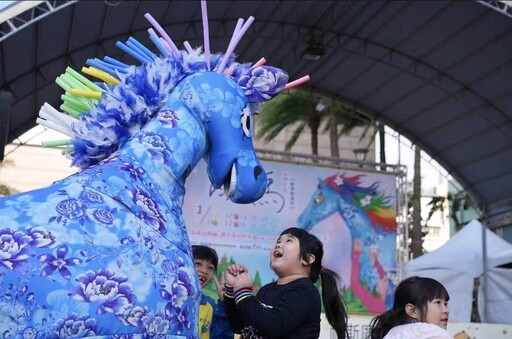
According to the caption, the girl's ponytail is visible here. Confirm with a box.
[368,309,399,339]
[320,267,349,339]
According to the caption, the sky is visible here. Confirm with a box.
[0,1,16,11]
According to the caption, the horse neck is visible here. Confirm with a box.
[117,104,207,203]
[337,195,374,238]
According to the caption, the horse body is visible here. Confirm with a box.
[298,174,397,310]
[0,70,271,338]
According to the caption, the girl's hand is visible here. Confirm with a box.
[225,264,249,286]
[232,271,253,291]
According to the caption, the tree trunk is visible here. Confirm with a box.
[308,112,320,156]
[329,112,339,158]
[410,144,423,259]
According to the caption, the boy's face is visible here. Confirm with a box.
[195,258,215,288]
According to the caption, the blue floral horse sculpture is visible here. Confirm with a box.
[0,5,307,338]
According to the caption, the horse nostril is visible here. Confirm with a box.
[254,166,263,180]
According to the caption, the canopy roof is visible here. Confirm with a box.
[1,0,512,214]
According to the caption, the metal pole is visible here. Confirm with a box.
[481,219,488,322]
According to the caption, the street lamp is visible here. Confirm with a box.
[353,148,369,162]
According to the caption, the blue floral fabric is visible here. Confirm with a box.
[0,100,210,338]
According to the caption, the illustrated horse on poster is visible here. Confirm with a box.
[298,172,397,313]
[0,2,309,337]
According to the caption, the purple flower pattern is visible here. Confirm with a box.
[69,269,137,316]
[128,187,167,233]
[52,313,97,338]
[134,131,172,164]
[55,199,85,220]
[157,108,180,127]
[0,228,34,271]
[39,245,82,280]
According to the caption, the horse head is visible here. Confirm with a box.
[170,68,288,203]
[298,179,344,231]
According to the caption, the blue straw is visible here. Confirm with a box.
[128,37,157,60]
[115,41,152,64]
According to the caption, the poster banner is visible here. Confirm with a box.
[184,159,397,314]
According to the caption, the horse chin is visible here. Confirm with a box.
[223,163,237,198]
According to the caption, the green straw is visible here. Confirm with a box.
[55,76,71,91]
[60,103,81,117]
[61,73,89,91]
[61,94,89,112]
[65,67,103,92]
[42,139,72,148]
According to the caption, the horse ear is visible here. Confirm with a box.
[236,66,289,103]
[317,178,328,188]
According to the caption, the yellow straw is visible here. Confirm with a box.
[81,67,120,85]
[70,89,102,99]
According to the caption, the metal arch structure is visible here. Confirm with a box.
[0,1,77,41]
[1,0,512,233]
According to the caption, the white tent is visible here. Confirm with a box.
[405,219,512,324]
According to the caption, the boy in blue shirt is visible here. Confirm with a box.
[193,245,234,339]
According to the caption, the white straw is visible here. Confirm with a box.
[36,118,72,136]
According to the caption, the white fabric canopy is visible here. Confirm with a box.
[405,220,512,324]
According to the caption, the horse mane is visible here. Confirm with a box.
[323,173,397,233]
[69,50,252,169]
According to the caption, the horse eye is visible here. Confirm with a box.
[314,194,324,204]
[240,107,253,137]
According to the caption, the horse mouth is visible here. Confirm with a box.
[223,163,237,198]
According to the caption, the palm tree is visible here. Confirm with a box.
[256,89,370,157]
[409,144,423,258]
[256,89,322,155]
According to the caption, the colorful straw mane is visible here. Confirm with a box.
[0,2,309,337]
[323,173,397,233]
[38,7,308,169]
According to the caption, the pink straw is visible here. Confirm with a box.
[283,75,311,90]
[217,16,255,73]
[201,1,211,71]
[224,68,235,77]
[252,57,267,68]
[144,13,181,58]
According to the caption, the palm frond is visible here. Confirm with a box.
[285,123,306,151]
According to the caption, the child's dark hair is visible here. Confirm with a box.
[368,276,450,339]
[192,245,219,271]
[280,227,349,339]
